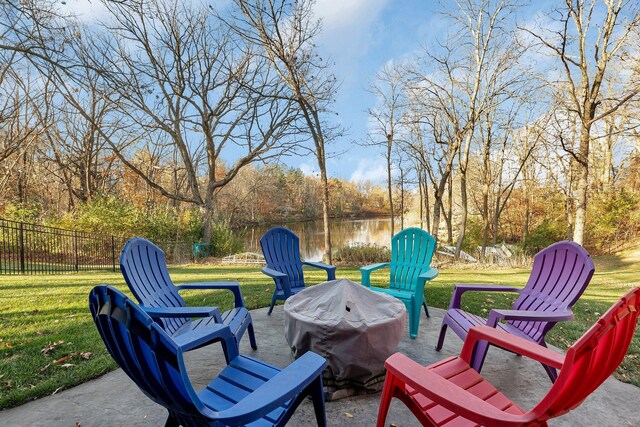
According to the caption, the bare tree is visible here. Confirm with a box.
[523,0,640,245]
[230,0,340,263]
[39,0,302,241]
[368,63,407,236]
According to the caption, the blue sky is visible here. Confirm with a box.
[63,0,440,184]
[298,0,442,183]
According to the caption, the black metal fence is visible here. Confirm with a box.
[0,219,128,274]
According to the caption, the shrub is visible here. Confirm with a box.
[333,243,391,265]
[524,220,567,252]
[207,222,244,257]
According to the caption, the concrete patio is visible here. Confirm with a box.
[1,305,639,426]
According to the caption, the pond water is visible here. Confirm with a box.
[237,217,397,261]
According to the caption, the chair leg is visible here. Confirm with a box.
[268,296,277,316]
[247,322,258,350]
[310,376,327,427]
[470,340,490,373]
[538,341,557,382]
[409,304,421,339]
[377,372,398,427]
[164,414,179,427]
[435,322,448,351]
[423,301,430,318]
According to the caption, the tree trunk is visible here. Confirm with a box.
[201,204,214,244]
[573,126,591,246]
[387,135,394,237]
[319,162,332,264]
[446,172,453,244]
[455,173,468,258]
[424,170,431,232]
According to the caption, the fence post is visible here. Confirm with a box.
[111,236,116,272]
[19,222,25,274]
[74,231,79,272]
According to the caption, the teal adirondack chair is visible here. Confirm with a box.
[360,228,438,339]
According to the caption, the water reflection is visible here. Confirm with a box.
[237,218,396,261]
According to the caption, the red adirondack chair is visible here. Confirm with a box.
[377,287,640,427]
[436,241,594,381]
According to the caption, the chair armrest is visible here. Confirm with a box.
[142,306,222,322]
[360,262,390,287]
[460,325,565,369]
[212,352,327,424]
[302,261,336,280]
[174,322,239,360]
[262,267,292,297]
[486,309,574,327]
[418,267,439,282]
[449,284,521,309]
[261,266,287,279]
[176,282,245,308]
[384,353,532,426]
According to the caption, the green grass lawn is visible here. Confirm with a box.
[1,253,639,409]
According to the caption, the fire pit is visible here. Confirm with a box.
[284,278,406,400]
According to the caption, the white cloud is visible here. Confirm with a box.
[299,162,319,177]
[313,0,388,60]
[349,158,386,184]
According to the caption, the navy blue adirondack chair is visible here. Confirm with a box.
[89,285,327,427]
[260,227,336,315]
[436,241,594,382]
[120,237,257,356]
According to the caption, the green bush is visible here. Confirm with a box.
[2,202,43,222]
[524,219,567,252]
[333,243,391,265]
[207,222,244,256]
[587,189,638,250]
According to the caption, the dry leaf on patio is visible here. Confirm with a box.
[344,412,354,418]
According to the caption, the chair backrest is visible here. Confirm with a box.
[509,241,595,342]
[533,287,640,421]
[260,227,305,290]
[89,285,208,425]
[120,237,188,335]
[389,228,437,292]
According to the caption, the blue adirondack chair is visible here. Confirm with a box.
[89,285,327,427]
[435,240,594,382]
[120,237,257,357]
[260,227,336,315]
[360,227,438,339]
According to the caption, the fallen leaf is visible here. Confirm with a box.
[52,387,62,395]
[41,340,64,355]
[35,331,47,336]
[39,363,51,373]
[59,363,75,368]
[63,314,76,319]
[5,342,12,348]
[76,422,81,427]
[80,352,93,360]
[344,412,354,418]
[53,355,72,364]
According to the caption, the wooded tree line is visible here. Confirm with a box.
[367,0,640,256]
[1,0,640,259]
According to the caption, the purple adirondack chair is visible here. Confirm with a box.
[435,241,594,382]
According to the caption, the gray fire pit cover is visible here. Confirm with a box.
[284,278,406,384]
